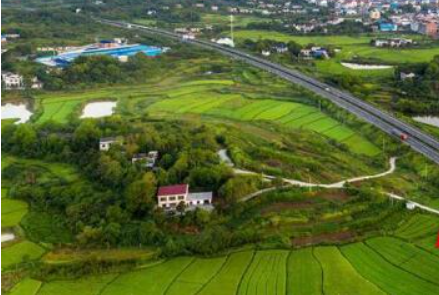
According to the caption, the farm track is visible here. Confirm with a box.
[217,149,439,215]
[97,19,439,165]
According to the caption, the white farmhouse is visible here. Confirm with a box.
[2,71,24,90]
[99,137,117,151]
[157,184,212,210]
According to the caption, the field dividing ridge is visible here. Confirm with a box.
[287,248,322,295]
[314,246,385,295]
[341,242,439,295]
[237,250,288,295]
[197,251,254,295]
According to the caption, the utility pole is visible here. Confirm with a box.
[230,14,234,46]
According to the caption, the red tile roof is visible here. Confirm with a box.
[157,184,188,196]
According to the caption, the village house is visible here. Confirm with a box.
[372,38,414,48]
[99,137,117,151]
[132,151,159,168]
[157,184,213,210]
[272,44,288,53]
[400,72,417,80]
[300,47,329,59]
[1,71,43,90]
[30,77,43,89]
[1,71,24,90]
[418,21,438,38]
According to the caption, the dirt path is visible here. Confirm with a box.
[233,156,397,189]
[218,150,439,215]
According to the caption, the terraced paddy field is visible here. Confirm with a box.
[34,78,380,156]
[147,93,380,156]
[394,214,439,253]
[11,236,439,295]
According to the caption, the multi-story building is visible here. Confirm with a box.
[1,71,24,90]
[157,184,212,210]
[418,21,438,37]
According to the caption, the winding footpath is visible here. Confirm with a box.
[218,149,439,215]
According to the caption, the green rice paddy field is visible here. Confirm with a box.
[34,79,380,156]
[10,234,439,295]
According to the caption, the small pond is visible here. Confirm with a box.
[80,101,117,119]
[341,62,393,70]
[413,116,439,128]
[1,233,16,243]
[1,103,33,124]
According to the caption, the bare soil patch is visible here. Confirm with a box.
[261,200,316,214]
[291,230,356,247]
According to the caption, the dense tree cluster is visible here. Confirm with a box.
[395,55,439,114]
[2,119,262,254]
[37,54,158,90]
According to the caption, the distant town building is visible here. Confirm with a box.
[99,137,117,151]
[369,9,381,20]
[379,23,398,32]
[300,47,329,59]
[418,21,438,38]
[182,33,196,40]
[272,44,288,53]
[157,184,213,210]
[372,38,413,47]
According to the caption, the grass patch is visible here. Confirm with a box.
[20,211,73,244]
[1,194,28,228]
[8,278,42,295]
[42,248,158,265]
[38,274,118,295]
[2,241,46,270]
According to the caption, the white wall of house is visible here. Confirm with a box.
[158,192,188,208]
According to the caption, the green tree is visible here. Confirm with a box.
[11,124,38,155]
[125,172,157,216]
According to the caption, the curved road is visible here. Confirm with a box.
[97,19,439,165]
[217,150,439,215]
